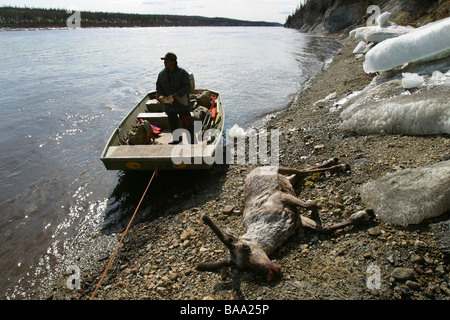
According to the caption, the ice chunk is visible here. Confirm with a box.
[314,92,336,106]
[341,99,450,135]
[349,25,414,43]
[360,160,450,227]
[353,41,367,54]
[339,79,450,135]
[323,92,337,100]
[428,70,449,86]
[376,12,391,27]
[330,91,362,113]
[402,72,424,88]
[228,124,246,138]
[364,17,450,73]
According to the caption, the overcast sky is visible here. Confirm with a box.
[0,0,304,23]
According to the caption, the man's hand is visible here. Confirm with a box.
[159,95,174,104]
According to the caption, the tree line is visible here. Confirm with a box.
[0,6,281,28]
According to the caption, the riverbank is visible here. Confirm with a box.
[51,35,449,301]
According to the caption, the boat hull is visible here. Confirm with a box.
[100,90,224,171]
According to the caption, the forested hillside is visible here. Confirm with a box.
[284,0,450,33]
[0,6,281,29]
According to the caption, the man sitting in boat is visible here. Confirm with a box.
[156,52,195,144]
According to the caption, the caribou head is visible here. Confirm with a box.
[197,215,281,281]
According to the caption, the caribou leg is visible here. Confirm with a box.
[278,158,349,186]
[300,209,374,233]
[197,259,232,271]
[278,163,349,177]
[280,193,317,209]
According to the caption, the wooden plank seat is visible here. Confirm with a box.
[145,99,164,112]
[137,112,195,129]
[137,112,170,128]
[105,145,177,158]
[105,141,211,159]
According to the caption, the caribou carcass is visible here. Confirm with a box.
[197,158,373,281]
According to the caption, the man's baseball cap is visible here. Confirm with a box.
[161,52,177,61]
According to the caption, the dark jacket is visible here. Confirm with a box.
[156,66,191,113]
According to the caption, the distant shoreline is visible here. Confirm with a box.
[0,25,284,32]
[0,6,283,29]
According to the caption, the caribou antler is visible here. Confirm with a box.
[197,215,235,271]
[201,215,236,251]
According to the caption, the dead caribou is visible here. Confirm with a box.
[197,158,373,281]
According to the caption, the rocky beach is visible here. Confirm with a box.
[45,27,450,302]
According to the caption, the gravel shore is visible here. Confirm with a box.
[54,35,449,301]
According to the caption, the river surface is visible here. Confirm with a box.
[0,26,341,299]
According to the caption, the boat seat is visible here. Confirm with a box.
[137,112,195,129]
[145,99,164,112]
[137,112,170,128]
[105,142,211,159]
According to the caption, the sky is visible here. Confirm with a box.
[0,0,304,23]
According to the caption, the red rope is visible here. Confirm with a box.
[90,169,158,300]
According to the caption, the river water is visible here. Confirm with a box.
[0,26,341,299]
